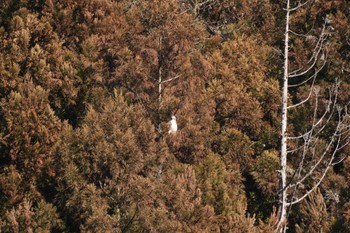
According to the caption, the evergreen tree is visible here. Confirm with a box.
[0,0,349,232]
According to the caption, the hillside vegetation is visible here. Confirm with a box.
[0,0,349,232]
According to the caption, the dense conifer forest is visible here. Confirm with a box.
[0,0,349,232]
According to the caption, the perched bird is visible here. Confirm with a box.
[168,116,177,134]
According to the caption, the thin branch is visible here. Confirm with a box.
[289,110,343,189]
[297,134,312,174]
[334,120,350,136]
[121,204,139,233]
[288,23,327,79]
[287,88,320,140]
[287,143,307,154]
[286,163,330,206]
[291,95,334,189]
[160,74,181,84]
[287,77,316,109]
[288,49,327,87]
[334,139,350,151]
[288,131,313,141]
[294,88,328,175]
[332,149,349,166]
[288,85,335,140]
[288,38,327,79]
[291,137,338,190]
[285,0,313,12]
[287,86,338,161]
[286,134,312,213]
[289,28,314,38]
[195,0,216,8]
[272,47,284,57]
[298,131,339,181]
[307,84,339,138]
[286,136,341,206]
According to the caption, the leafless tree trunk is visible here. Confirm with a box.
[278,0,290,230]
[276,1,350,232]
[157,36,180,136]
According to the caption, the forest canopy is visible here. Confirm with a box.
[0,0,349,232]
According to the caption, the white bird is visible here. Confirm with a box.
[168,116,177,134]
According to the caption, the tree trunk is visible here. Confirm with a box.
[278,0,290,232]
[158,36,163,136]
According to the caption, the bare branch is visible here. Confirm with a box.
[287,143,307,154]
[287,78,316,109]
[287,131,311,141]
[333,139,350,151]
[295,133,311,181]
[288,23,328,79]
[277,0,347,230]
[286,131,313,208]
[285,0,313,12]
[288,85,337,140]
[332,148,350,165]
[289,110,343,189]
[286,164,330,206]
[288,48,327,87]
[288,40,327,79]
[292,94,335,185]
[289,29,313,38]
[287,121,347,206]
[194,0,216,8]
[160,74,181,84]
[272,47,284,57]
[286,136,341,206]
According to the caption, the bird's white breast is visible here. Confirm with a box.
[169,119,177,134]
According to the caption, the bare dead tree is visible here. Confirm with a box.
[276,0,350,232]
[157,36,181,136]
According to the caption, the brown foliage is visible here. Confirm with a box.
[0,0,349,232]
